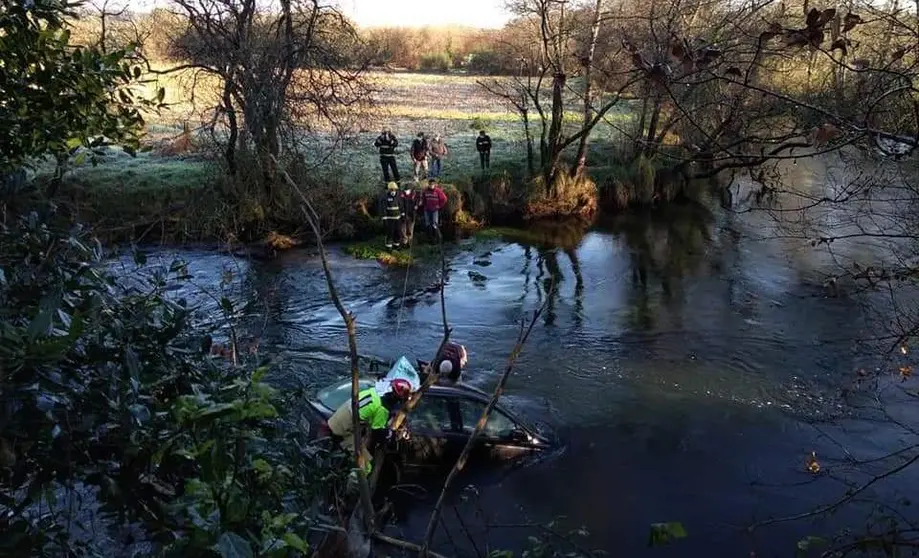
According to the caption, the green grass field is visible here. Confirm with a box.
[54,71,638,198]
[38,70,649,245]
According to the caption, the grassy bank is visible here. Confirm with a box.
[37,71,688,248]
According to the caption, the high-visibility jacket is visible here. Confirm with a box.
[328,387,390,437]
[357,387,390,430]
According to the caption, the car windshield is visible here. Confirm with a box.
[316,379,375,411]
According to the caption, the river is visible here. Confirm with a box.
[122,155,919,556]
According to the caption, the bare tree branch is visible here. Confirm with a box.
[419,279,555,557]
[273,155,375,534]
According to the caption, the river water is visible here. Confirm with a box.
[124,155,919,556]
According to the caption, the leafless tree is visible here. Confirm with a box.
[497,0,640,196]
[161,0,371,202]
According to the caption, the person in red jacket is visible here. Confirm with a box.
[420,178,447,235]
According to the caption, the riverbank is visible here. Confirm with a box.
[29,145,692,252]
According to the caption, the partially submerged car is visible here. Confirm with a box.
[306,363,555,474]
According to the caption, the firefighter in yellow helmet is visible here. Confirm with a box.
[379,181,403,249]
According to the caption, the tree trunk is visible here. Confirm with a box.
[521,109,535,175]
[643,93,663,157]
[257,111,281,203]
[545,71,567,195]
[634,83,650,160]
[572,0,604,177]
[223,83,238,177]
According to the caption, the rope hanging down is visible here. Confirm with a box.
[394,218,417,340]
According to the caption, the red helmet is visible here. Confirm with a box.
[390,379,412,400]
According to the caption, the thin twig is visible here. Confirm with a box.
[451,503,484,558]
[489,522,598,557]
[419,279,555,556]
[749,450,919,530]
[390,233,452,431]
[273,156,375,534]
[822,529,919,558]
[372,532,451,558]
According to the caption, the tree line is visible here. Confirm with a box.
[66,8,539,75]
[57,0,919,214]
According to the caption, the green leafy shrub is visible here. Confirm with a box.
[0,211,335,556]
[0,0,159,175]
[419,52,452,72]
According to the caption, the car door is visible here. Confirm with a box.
[399,395,464,470]
[456,397,536,463]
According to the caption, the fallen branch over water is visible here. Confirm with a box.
[274,156,376,535]
[420,279,554,557]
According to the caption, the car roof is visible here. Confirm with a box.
[313,377,548,440]
[428,381,490,399]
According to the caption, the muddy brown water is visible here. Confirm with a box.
[121,156,919,556]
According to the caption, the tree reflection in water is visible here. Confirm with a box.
[604,203,715,332]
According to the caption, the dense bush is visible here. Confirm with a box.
[0,211,335,557]
[419,52,452,72]
[466,50,519,75]
[0,0,156,176]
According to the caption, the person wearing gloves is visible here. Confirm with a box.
[327,378,413,475]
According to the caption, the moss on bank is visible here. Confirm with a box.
[343,237,444,266]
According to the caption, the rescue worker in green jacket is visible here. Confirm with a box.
[327,379,413,475]
[379,181,403,249]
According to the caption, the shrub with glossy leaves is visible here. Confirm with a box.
[0,0,160,176]
[0,212,330,557]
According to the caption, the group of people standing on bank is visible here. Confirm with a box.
[373,128,492,183]
[379,179,448,250]
[373,127,493,250]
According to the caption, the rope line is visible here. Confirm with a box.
[394,217,417,340]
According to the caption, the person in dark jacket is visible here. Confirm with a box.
[379,181,403,249]
[434,343,468,383]
[475,130,492,170]
[410,132,429,181]
[399,184,418,247]
[374,129,400,182]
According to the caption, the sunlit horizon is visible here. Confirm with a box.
[121,0,512,29]
[337,0,511,28]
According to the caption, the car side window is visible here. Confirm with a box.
[457,399,516,438]
[406,396,452,432]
